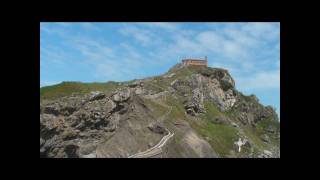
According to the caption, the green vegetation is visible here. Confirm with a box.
[164,96,238,157]
[197,102,238,157]
[40,81,119,100]
[163,95,279,157]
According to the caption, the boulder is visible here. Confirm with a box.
[260,134,270,143]
[148,123,167,135]
[81,153,96,158]
[40,138,45,147]
[89,91,105,101]
[231,122,239,128]
[265,125,276,134]
[79,143,97,155]
[44,105,60,116]
[220,73,235,91]
[212,116,230,125]
[135,87,144,95]
[238,112,254,125]
[258,150,273,158]
[112,88,131,102]
[64,144,80,158]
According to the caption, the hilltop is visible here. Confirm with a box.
[40,63,280,158]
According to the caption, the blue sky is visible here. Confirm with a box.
[40,22,280,117]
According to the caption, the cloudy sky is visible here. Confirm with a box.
[40,22,280,116]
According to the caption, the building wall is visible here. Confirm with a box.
[182,59,207,66]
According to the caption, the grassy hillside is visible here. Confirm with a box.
[40,81,120,100]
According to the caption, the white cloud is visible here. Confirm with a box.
[222,28,259,48]
[196,30,248,60]
[40,45,68,65]
[119,26,153,46]
[241,22,280,40]
[69,36,115,62]
[196,31,222,53]
[222,40,248,59]
[40,23,68,36]
[119,43,142,59]
[41,22,280,91]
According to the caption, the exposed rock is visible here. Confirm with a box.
[44,105,60,116]
[258,150,273,158]
[148,123,167,135]
[40,64,279,158]
[167,73,175,78]
[220,72,235,91]
[231,122,239,128]
[64,144,80,158]
[184,88,205,116]
[112,88,131,102]
[238,112,255,125]
[212,116,230,125]
[79,143,97,155]
[186,72,237,112]
[260,134,270,143]
[81,153,96,158]
[40,138,45,147]
[89,91,105,101]
[135,87,144,95]
[62,129,78,140]
[265,125,276,134]
[148,142,154,148]
[171,79,191,95]
[170,79,178,86]
[233,93,279,126]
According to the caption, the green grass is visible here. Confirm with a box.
[164,96,239,157]
[197,102,238,157]
[239,117,280,154]
[242,126,268,150]
[40,81,120,100]
[256,117,280,133]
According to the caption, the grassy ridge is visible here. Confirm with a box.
[40,81,119,100]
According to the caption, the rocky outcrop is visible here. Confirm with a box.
[233,94,278,126]
[40,64,279,158]
[211,116,230,125]
[184,88,205,116]
[148,122,167,135]
[89,91,105,101]
[112,88,131,102]
[187,71,237,112]
[260,134,270,143]
[40,88,134,158]
[258,150,273,158]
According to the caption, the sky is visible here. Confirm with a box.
[40,22,280,117]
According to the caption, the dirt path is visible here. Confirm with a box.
[128,129,174,158]
[129,92,174,158]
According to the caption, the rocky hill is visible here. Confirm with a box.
[40,64,280,158]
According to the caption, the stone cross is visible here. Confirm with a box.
[235,138,247,152]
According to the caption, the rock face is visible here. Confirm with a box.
[40,63,280,158]
[148,122,167,135]
[212,116,230,125]
[260,134,270,143]
[184,88,206,116]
